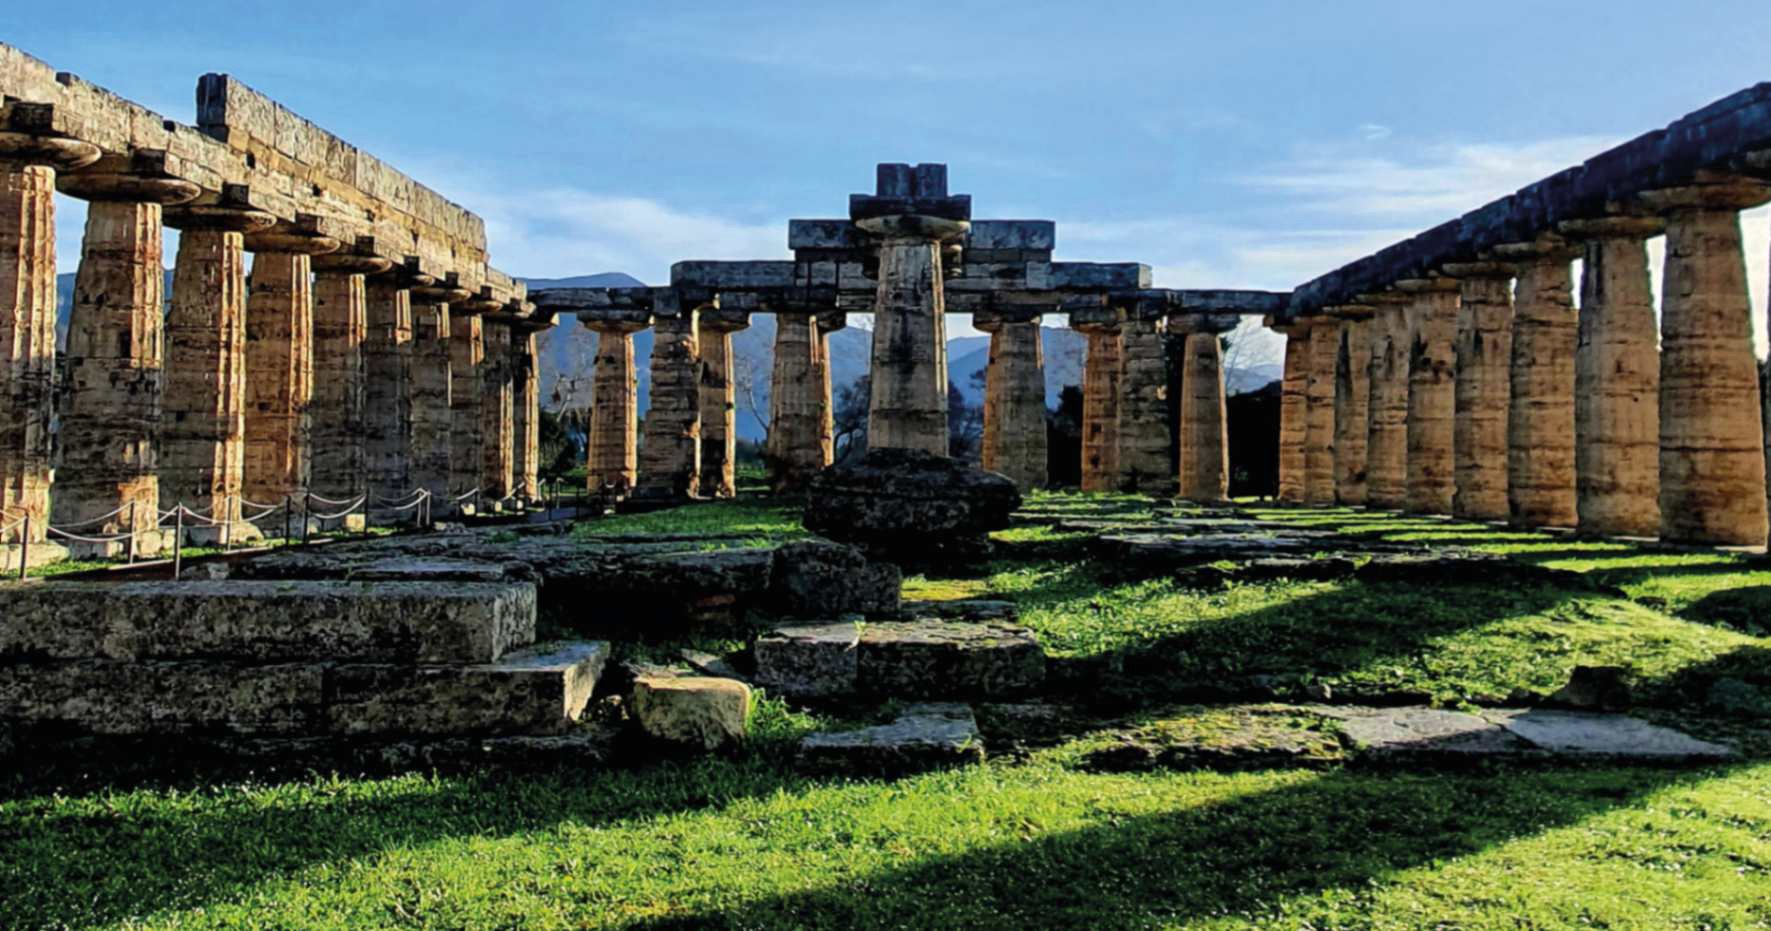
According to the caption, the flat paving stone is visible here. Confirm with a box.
[858,620,1045,699]
[1332,707,1530,758]
[1482,709,1735,761]
[797,702,985,775]
[1327,705,1734,763]
[753,622,861,699]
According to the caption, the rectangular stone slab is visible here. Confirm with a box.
[0,580,536,664]
[0,659,326,736]
[326,641,608,737]
[857,621,1045,699]
[753,622,861,699]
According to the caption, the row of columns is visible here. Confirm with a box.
[1277,182,1771,546]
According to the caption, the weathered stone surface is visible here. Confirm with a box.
[1333,707,1529,759]
[857,620,1044,699]
[159,227,251,532]
[900,598,1019,621]
[0,579,537,663]
[363,278,414,508]
[634,307,701,503]
[797,702,984,775]
[511,327,542,499]
[242,251,315,506]
[631,674,752,750]
[1331,316,1369,506]
[1364,297,1410,510]
[1447,264,1512,521]
[329,640,605,737]
[697,309,750,499]
[766,540,901,618]
[766,312,827,492]
[447,310,485,505]
[1401,279,1458,515]
[1482,709,1733,760]
[975,310,1049,490]
[804,447,1021,561]
[1073,314,1122,493]
[310,269,368,503]
[582,312,648,493]
[0,659,325,735]
[1175,319,1231,504]
[864,226,957,455]
[753,622,860,699]
[1101,531,1347,568]
[1503,244,1578,527]
[479,320,516,501]
[1114,314,1171,493]
[409,301,453,509]
[1274,321,1308,503]
[1174,556,1359,587]
[1303,317,1338,505]
[0,163,58,544]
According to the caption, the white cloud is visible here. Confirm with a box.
[1358,123,1393,142]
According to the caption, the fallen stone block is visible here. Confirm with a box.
[631,675,753,751]
[766,540,901,618]
[858,620,1045,699]
[804,447,1022,566]
[797,703,984,775]
[1332,707,1529,760]
[0,659,326,735]
[753,622,861,699]
[0,580,536,664]
[901,598,1020,621]
[327,641,608,737]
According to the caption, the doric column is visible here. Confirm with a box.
[0,127,97,550]
[1070,303,1123,493]
[447,306,486,507]
[160,198,275,542]
[511,321,543,500]
[859,215,968,455]
[1271,317,1308,504]
[815,310,847,464]
[1304,316,1338,506]
[974,304,1049,490]
[1492,236,1579,528]
[1398,277,1459,514]
[1328,307,1372,506]
[1640,178,1771,546]
[1360,292,1411,510]
[766,310,824,491]
[580,308,651,493]
[1113,299,1172,494]
[363,269,416,509]
[241,220,339,510]
[408,281,468,511]
[477,311,517,505]
[697,307,752,498]
[1172,312,1237,504]
[307,244,391,505]
[54,153,197,555]
[1559,216,1663,537]
[1443,261,1515,522]
[633,292,704,503]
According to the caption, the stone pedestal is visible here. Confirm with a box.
[408,298,455,513]
[511,326,542,500]
[1444,262,1514,522]
[448,310,485,507]
[1493,238,1578,528]
[1303,317,1338,506]
[1641,181,1771,546]
[1273,319,1308,504]
[633,299,702,503]
[1330,310,1372,506]
[1071,306,1123,493]
[1560,216,1663,537]
[1172,313,1236,504]
[364,275,415,508]
[309,251,390,505]
[581,309,651,494]
[1114,309,1171,494]
[1400,277,1459,515]
[160,202,275,543]
[697,308,751,499]
[974,306,1049,490]
[480,319,516,503]
[242,232,336,510]
[1361,293,1410,510]
[767,312,825,492]
[858,215,968,455]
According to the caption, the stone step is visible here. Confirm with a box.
[755,619,1045,700]
[328,641,609,737]
[0,579,536,664]
[797,703,985,775]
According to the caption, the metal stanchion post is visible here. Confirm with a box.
[126,501,138,565]
[302,493,313,544]
[18,514,29,581]
[172,507,184,580]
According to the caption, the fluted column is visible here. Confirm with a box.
[1329,308,1372,506]
[816,310,846,464]
[1492,236,1578,528]
[1560,216,1663,537]
[241,223,339,509]
[974,305,1049,490]
[1071,304,1123,493]
[308,248,391,505]
[479,316,516,503]
[1443,262,1514,522]
[859,215,968,454]
[511,323,541,500]
[0,130,96,549]
[55,156,197,554]
[767,311,823,491]
[1172,313,1236,504]
[1640,179,1771,546]
[447,309,485,506]
[580,308,651,493]
[1272,318,1308,504]
[634,294,703,503]
[1360,292,1411,510]
[408,288,461,511]
[1114,304,1171,494]
[363,272,415,508]
[1399,277,1459,514]
[697,308,751,498]
[1304,316,1338,506]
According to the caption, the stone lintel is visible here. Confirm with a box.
[1324,303,1375,320]
[965,219,1055,251]
[1068,304,1123,333]
[699,307,752,332]
[1393,276,1460,293]
[816,309,848,333]
[1178,289,1291,314]
[1109,288,1183,320]
[1638,173,1771,212]
[1440,260,1516,279]
[1052,262,1151,292]
[671,260,796,290]
[1167,312,1242,334]
[788,218,859,252]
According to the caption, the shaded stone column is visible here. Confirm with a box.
[1113,302,1171,494]
[1361,292,1411,510]
[479,314,516,504]
[1559,216,1663,537]
[242,223,339,511]
[1492,236,1578,528]
[766,310,824,491]
[363,270,416,509]
[1641,180,1771,545]
[160,199,275,542]
[1172,312,1237,504]
[633,294,703,504]
[1399,277,1459,514]
[580,308,651,493]
[447,308,486,507]
[974,304,1049,490]
[408,282,467,512]
[0,129,96,550]
[511,322,543,500]
[1270,318,1308,504]
[1444,261,1515,522]
[55,154,198,555]
[308,246,391,506]
[697,307,752,498]
[815,310,847,464]
[1304,316,1339,506]
[1328,307,1372,506]
[859,215,968,454]
[1070,304,1123,493]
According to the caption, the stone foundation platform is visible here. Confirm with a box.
[755,618,1045,700]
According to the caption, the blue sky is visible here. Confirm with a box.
[13,0,1770,355]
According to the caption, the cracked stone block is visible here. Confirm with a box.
[631,675,752,751]
[753,622,861,699]
[858,620,1045,699]
[797,703,984,775]
[327,640,608,737]
[766,540,901,618]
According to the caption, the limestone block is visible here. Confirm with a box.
[327,640,606,737]
[242,251,315,505]
[1500,246,1578,528]
[0,659,324,735]
[753,622,861,699]
[765,540,902,618]
[857,620,1045,699]
[635,310,701,500]
[796,702,984,775]
[159,228,250,526]
[309,270,368,501]
[631,674,752,751]
[1113,315,1171,493]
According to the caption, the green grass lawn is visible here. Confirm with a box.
[5,491,1770,928]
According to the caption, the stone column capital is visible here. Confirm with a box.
[1557,214,1665,241]
[1393,276,1460,294]
[579,308,654,333]
[56,152,200,205]
[1638,175,1771,213]
[973,306,1045,332]
[311,238,394,275]
[411,283,473,304]
[163,203,277,234]
[0,129,100,171]
[1167,311,1241,334]
[1441,260,1516,280]
[1323,303,1376,321]
[1069,305,1123,334]
[699,307,753,333]
[244,216,343,257]
[1354,291,1412,307]
[815,309,848,334]
[854,214,971,243]
[1491,232,1580,263]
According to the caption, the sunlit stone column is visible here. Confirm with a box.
[1113,300,1171,494]
[0,128,97,552]
[1270,317,1308,504]
[1443,261,1514,522]
[363,270,416,509]
[409,283,465,512]
[242,223,340,511]
[974,304,1049,490]
[510,320,543,501]
[860,215,968,454]
[1399,277,1459,514]
[1303,316,1338,506]
[580,308,651,493]
[1328,307,1372,506]
[55,154,197,555]
[479,313,517,504]
[1640,179,1771,546]
[1070,303,1123,493]
[1559,216,1663,537]
[1172,312,1237,504]
[815,310,847,464]
[633,293,703,504]
[161,199,275,542]
[1360,292,1411,510]
[697,307,751,498]
[308,246,391,506]
[767,310,824,491]
[1492,236,1578,528]
[447,306,486,508]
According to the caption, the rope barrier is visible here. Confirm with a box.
[451,487,483,503]
[306,492,364,507]
[307,497,367,522]
[46,526,137,545]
